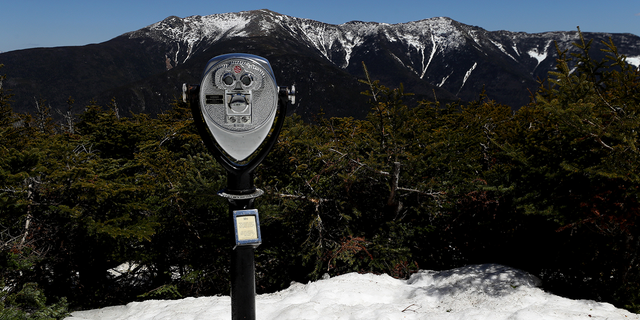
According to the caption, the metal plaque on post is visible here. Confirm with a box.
[233,209,262,248]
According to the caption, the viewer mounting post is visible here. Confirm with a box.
[183,53,294,320]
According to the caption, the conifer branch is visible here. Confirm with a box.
[359,61,378,102]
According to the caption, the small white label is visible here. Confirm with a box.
[235,216,258,241]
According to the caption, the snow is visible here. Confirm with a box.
[460,62,478,92]
[512,44,521,56]
[527,40,552,69]
[133,12,468,70]
[490,39,517,61]
[438,73,451,87]
[469,30,483,47]
[416,33,439,79]
[65,264,638,320]
[285,16,465,70]
[626,56,640,69]
[123,10,640,92]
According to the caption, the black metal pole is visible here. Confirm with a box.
[227,172,257,320]
[231,239,256,320]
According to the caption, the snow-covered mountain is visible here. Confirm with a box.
[2,9,640,119]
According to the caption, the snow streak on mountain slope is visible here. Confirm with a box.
[126,10,470,71]
[127,13,252,64]
[126,10,640,97]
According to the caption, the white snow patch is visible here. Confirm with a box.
[469,30,482,46]
[460,62,478,92]
[512,44,520,56]
[528,40,552,70]
[490,39,517,61]
[438,74,450,87]
[107,262,140,278]
[65,264,639,320]
[289,19,377,68]
[381,18,464,80]
[420,33,439,79]
[626,56,640,69]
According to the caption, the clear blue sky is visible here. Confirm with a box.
[1,0,639,53]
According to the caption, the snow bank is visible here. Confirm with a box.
[66,264,639,320]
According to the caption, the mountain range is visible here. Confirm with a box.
[2,9,640,120]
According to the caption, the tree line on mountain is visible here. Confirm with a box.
[1,33,639,318]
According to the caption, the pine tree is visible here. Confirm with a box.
[494,30,640,310]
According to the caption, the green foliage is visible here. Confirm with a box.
[0,64,15,128]
[137,284,182,300]
[492,31,640,308]
[1,251,69,320]
[500,33,640,237]
[1,66,70,319]
[0,282,69,320]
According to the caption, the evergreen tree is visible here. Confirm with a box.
[1,67,70,319]
[0,64,15,128]
[494,31,640,310]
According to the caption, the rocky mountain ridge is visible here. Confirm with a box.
[2,9,640,120]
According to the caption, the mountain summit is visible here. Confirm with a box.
[2,9,640,119]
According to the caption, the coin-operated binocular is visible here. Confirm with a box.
[184,53,294,195]
[183,53,294,320]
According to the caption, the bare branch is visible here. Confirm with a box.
[589,133,614,151]
[387,162,401,207]
[360,61,378,102]
[397,187,444,198]
[328,148,389,175]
